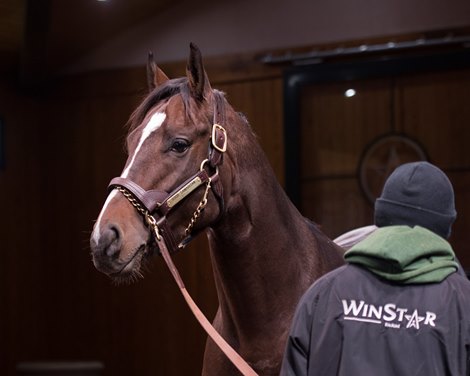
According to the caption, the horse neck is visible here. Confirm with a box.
[206,144,327,338]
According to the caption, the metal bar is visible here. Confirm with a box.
[261,35,470,65]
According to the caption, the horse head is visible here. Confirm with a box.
[90,43,232,282]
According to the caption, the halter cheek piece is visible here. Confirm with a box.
[108,96,227,254]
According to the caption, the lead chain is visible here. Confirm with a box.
[115,186,162,240]
[184,179,212,238]
[115,186,147,217]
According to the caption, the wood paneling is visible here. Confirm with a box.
[298,65,470,270]
[298,77,394,238]
[396,69,470,267]
[301,179,374,239]
[217,78,284,181]
[0,0,25,72]
[397,69,470,169]
[0,88,49,372]
[300,78,392,177]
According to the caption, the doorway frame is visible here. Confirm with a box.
[283,48,470,206]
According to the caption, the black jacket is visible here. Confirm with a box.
[280,264,470,375]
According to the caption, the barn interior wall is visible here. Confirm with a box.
[2,27,470,376]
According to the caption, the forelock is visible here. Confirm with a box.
[127,77,189,132]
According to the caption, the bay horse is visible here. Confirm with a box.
[89,43,344,376]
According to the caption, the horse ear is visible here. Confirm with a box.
[186,42,212,101]
[147,51,169,92]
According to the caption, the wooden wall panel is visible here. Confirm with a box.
[298,65,470,271]
[300,79,392,177]
[301,179,374,239]
[449,172,470,267]
[217,78,284,182]
[396,68,470,267]
[0,83,46,373]
[397,69,470,169]
[299,77,393,238]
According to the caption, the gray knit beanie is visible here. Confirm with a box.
[374,161,457,239]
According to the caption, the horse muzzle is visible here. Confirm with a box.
[90,221,149,278]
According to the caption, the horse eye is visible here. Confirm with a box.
[170,139,190,153]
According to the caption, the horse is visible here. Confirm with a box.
[89,43,345,376]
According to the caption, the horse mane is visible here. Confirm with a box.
[127,77,190,132]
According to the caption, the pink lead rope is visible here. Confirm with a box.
[153,227,259,376]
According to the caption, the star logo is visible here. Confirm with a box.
[405,309,425,329]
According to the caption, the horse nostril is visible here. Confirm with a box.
[109,225,120,240]
[100,224,122,258]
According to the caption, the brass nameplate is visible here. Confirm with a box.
[167,177,203,208]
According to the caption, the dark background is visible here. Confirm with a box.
[1,1,470,375]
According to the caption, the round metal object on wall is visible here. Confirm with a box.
[358,133,428,205]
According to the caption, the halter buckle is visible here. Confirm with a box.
[212,124,227,153]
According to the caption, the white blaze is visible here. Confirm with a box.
[92,111,166,244]
[122,112,166,178]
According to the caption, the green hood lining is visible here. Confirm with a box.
[344,226,458,284]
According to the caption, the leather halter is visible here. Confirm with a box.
[108,94,227,254]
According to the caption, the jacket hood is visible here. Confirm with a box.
[344,225,458,284]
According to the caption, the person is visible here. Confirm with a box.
[280,161,470,376]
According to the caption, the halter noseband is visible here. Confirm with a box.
[108,93,227,254]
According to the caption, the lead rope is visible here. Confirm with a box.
[145,213,258,376]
